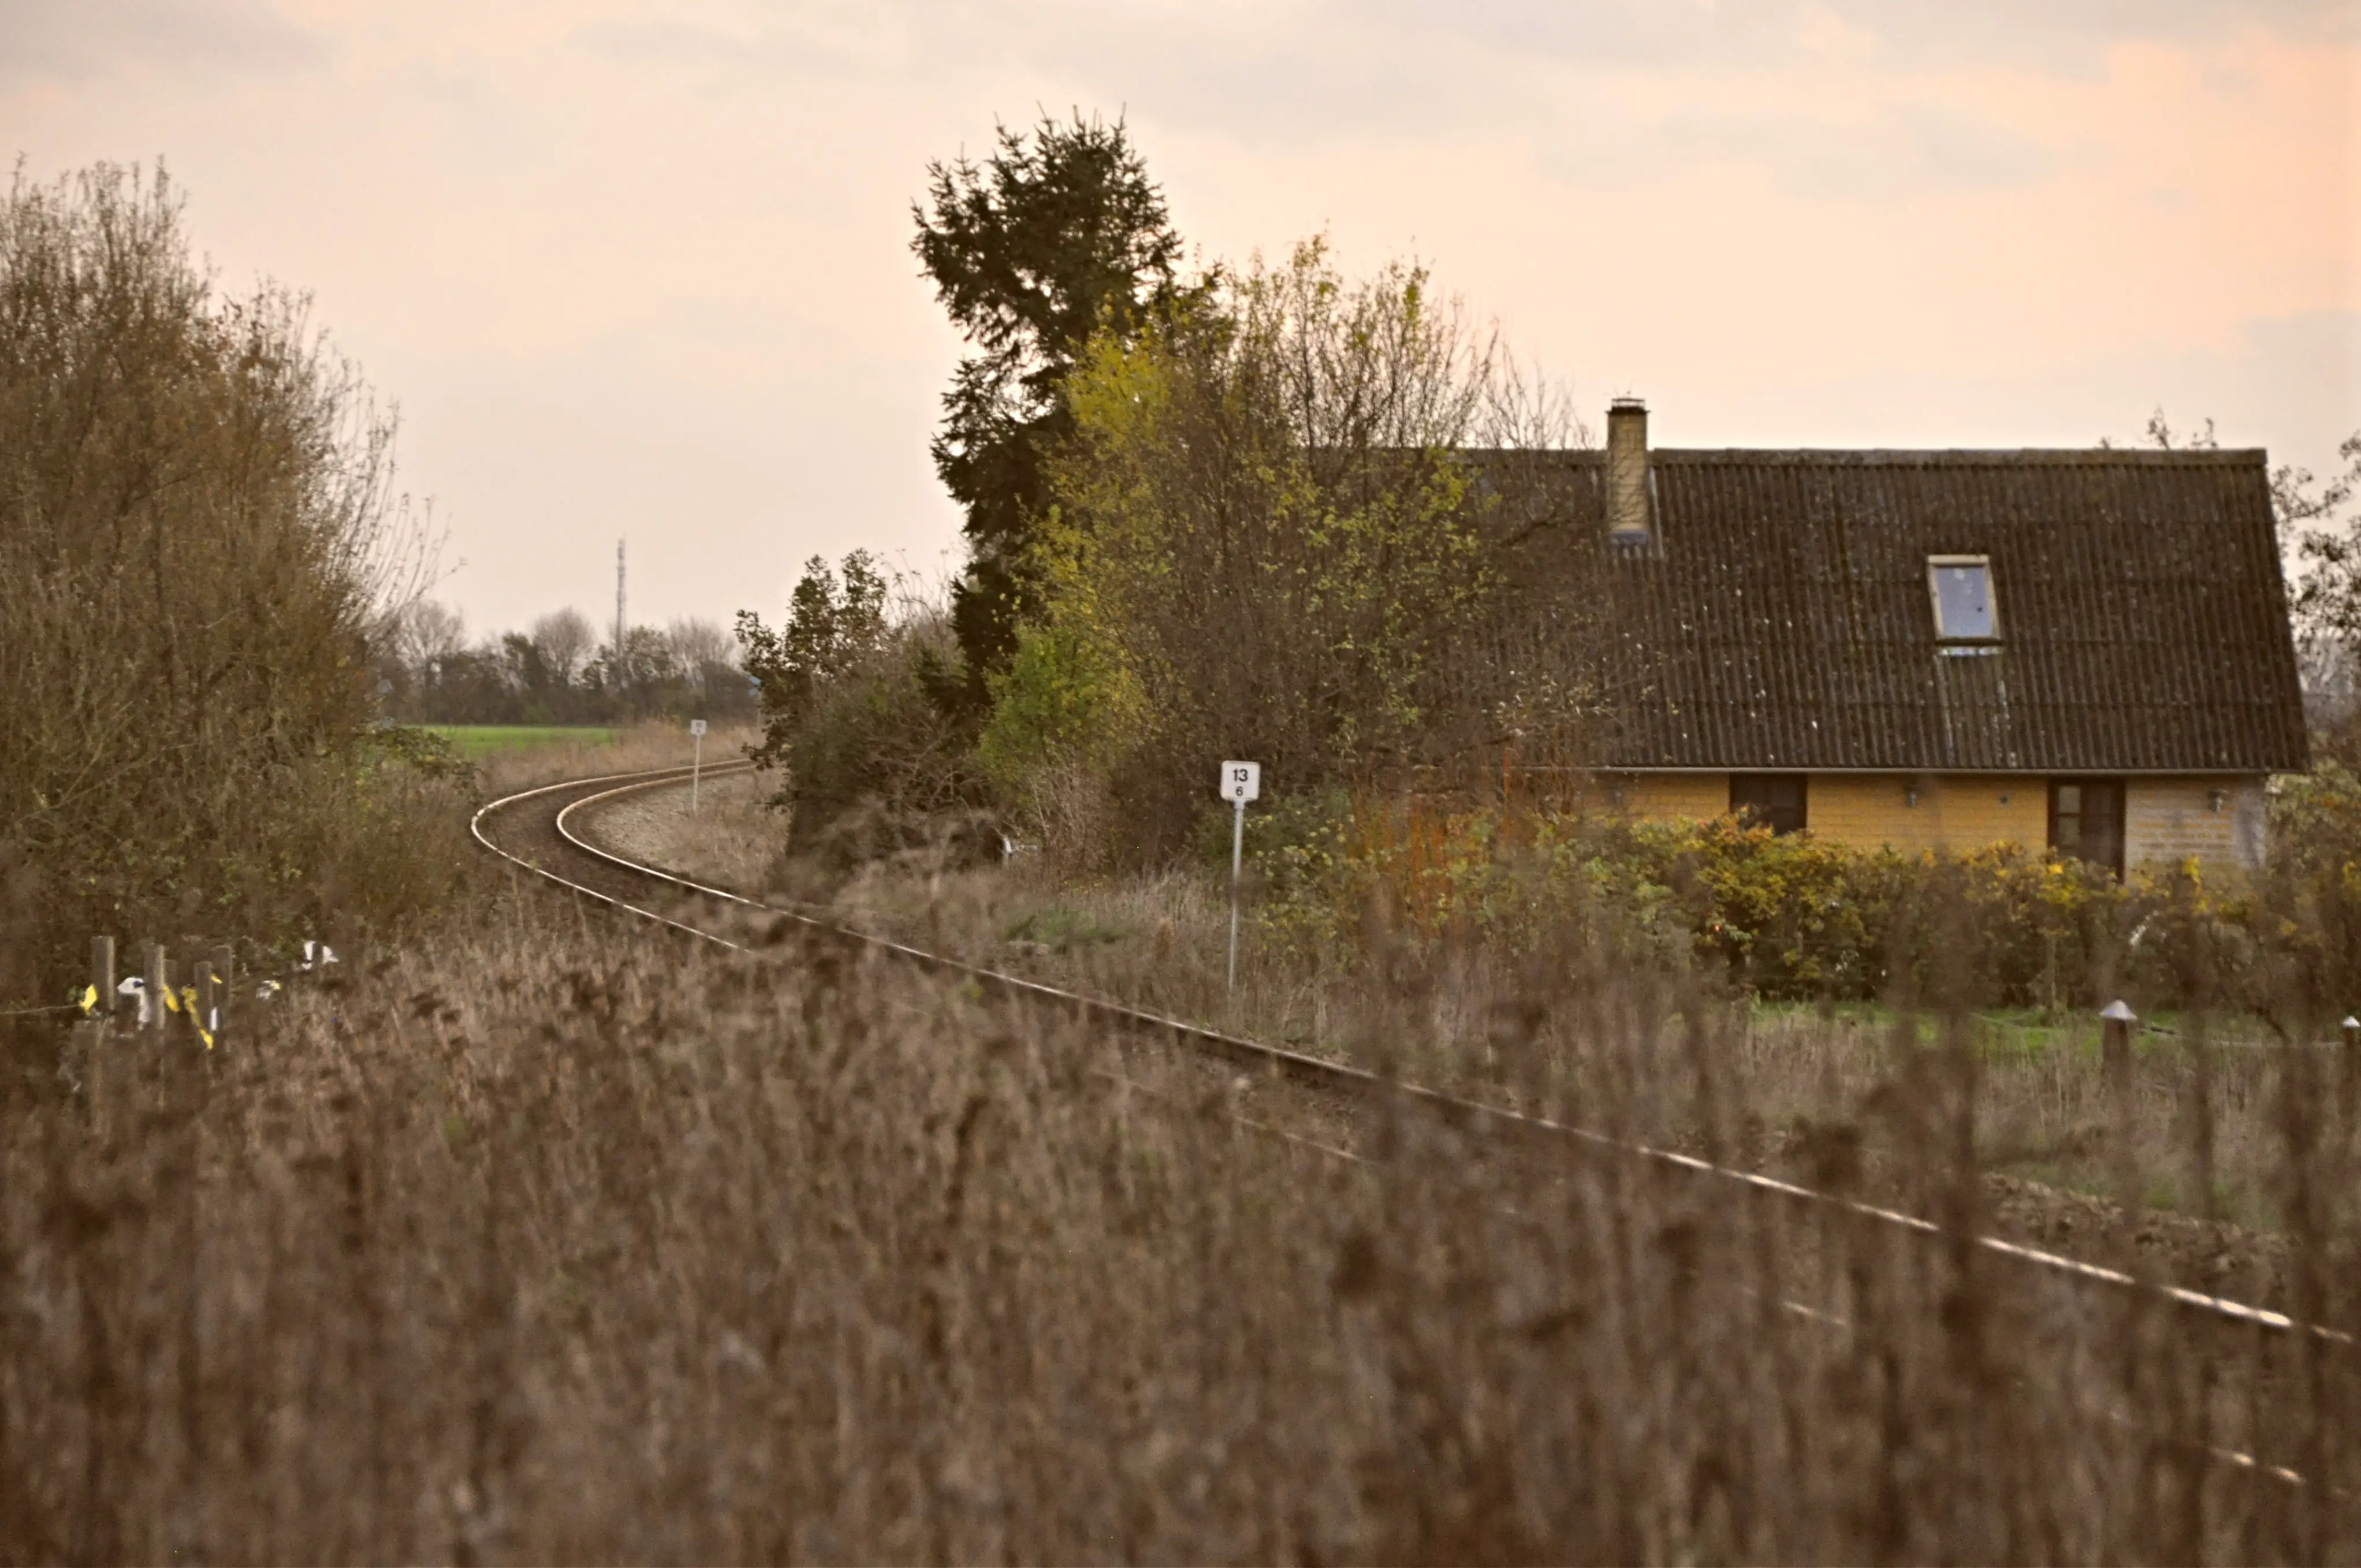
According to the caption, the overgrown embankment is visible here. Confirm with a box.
[1238,778,2361,1019]
[6,897,2355,1560]
[0,164,472,1004]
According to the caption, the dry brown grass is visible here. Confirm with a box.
[5,885,2356,1562]
[810,852,2321,1256]
[576,762,776,885]
[472,722,762,798]
[571,777,2347,1275]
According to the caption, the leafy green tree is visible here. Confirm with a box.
[736,550,889,775]
[987,240,1596,865]
[911,112,1184,709]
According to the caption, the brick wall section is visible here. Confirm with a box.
[2124,776,2266,874]
[1612,771,2269,875]
[1617,773,1729,821]
[1805,774,2047,855]
[1614,772,2047,852]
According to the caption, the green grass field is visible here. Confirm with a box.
[427,724,621,759]
[1749,997,2286,1063]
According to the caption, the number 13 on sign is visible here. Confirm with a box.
[1220,761,1260,993]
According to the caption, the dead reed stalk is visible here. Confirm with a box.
[1,888,2353,1561]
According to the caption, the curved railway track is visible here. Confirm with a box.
[474,763,2345,1365]
[478,762,2361,1491]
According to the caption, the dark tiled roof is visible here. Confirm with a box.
[1478,448,2309,773]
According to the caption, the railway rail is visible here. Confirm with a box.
[478,762,2361,1492]
[474,762,2347,1361]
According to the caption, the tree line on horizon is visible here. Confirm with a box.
[371,599,757,727]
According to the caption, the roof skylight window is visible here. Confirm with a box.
[1928,556,1998,646]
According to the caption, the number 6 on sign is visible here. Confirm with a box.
[1222,761,1260,803]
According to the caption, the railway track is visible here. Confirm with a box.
[475,764,2345,1354]
[476,762,2361,1490]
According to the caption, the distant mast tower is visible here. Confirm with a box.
[614,538,627,683]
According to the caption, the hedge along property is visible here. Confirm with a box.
[1485,400,2309,877]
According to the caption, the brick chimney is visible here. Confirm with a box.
[1606,396,1651,545]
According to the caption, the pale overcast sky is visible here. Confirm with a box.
[5,1,2355,635]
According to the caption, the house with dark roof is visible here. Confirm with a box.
[1503,400,2309,875]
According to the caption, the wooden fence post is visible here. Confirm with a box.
[2341,1015,2359,1148]
[2101,999,2135,1094]
[192,962,217,1049]
[2101,999,2138,1210]
[144,943,167,1034]
[211,943,234,1044]
[85,935,116,1126]
[91,935,115,1021]
[69,1016,102,1101]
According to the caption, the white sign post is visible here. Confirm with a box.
[1220,761,1261,995]
[689,718,708,813]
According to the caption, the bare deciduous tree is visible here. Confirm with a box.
[665,616,737,694]
[398,600,468,671]
[530,608,597,688]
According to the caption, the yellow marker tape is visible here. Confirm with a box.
[176,987,213,1049]
[78,985,97,1016]
[163,987,181,1014]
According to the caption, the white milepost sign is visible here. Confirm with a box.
[1220,761,1261,994]
[689,718,708,736]
[689,718,708,812]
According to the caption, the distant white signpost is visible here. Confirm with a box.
[690,718,708,812]
[1221,761,1261,993]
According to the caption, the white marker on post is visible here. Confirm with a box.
[689,718,707,813]
[1220,761,1260,995]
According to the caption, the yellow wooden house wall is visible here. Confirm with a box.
[1606,772,2265,874]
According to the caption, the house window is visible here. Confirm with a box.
[2048,780,2124,874]
[1730,773,1807,835]
[1927,556,1998,644]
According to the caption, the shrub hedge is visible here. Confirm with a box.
[1,166,472,998]
[1246,775,2361,1020]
